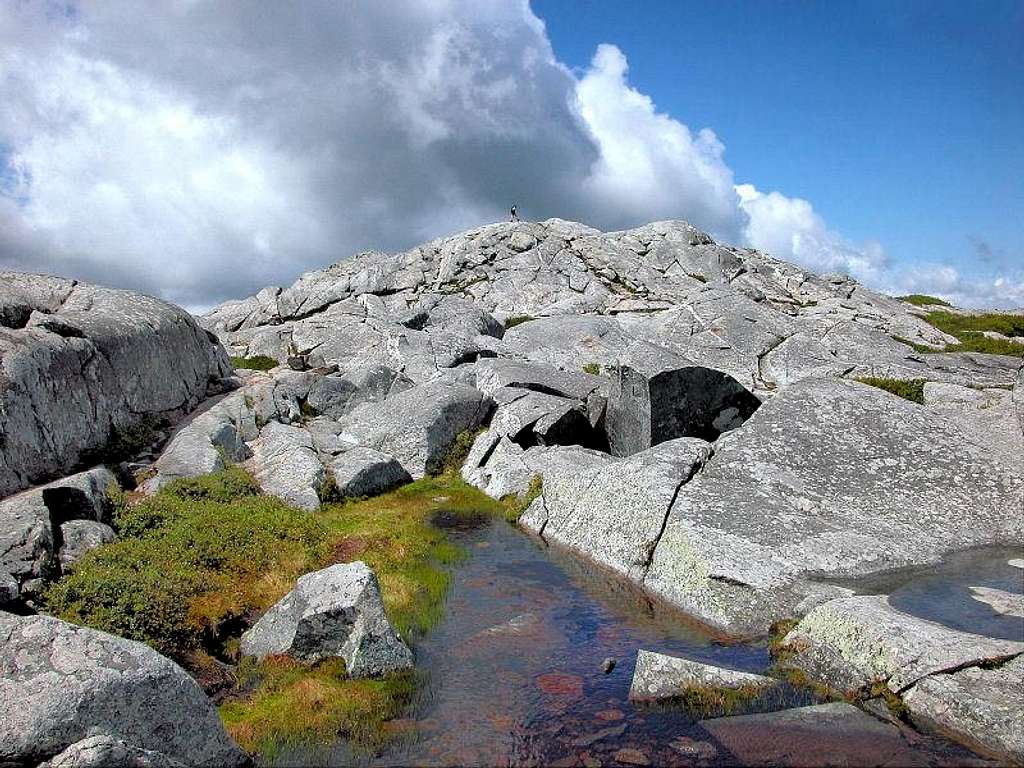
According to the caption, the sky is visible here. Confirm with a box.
[1,0,1021,311]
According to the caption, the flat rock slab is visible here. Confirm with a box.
[40,735,186,768]
[0,613,246,767]
[629,649,775,701]
[904,655,1024,764]
[781,595,1024,694]
[240,561,413,678]
[645,377,1024,635]
[699,703,947,768]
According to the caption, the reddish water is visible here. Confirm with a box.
[273,519,1001,767]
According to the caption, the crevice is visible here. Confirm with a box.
[894,651,1024,695]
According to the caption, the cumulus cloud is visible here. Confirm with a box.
[0,0,1016,309]
[736,183,887,283]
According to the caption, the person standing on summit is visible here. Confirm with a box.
[510,204,519,222]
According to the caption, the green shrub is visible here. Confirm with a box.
[898,294,951,307]
[582,362,601,375]
[898,310,1024,358]
[438,427,485,476]
[504,315,534,330]
[230,355,278,371]
[854,377,926,404]
[164,464,262,503]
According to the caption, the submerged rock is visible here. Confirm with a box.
[240,561,413,677]
[0,613,246,767]
[628,649,776,702]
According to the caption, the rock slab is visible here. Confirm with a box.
[0,613,246,767]
[629,649,776,702]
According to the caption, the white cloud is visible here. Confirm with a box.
[0,1,1017,309]
[736,183,887,282]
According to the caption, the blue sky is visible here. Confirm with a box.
[1,0,1021,307]
[536,0,1024,285]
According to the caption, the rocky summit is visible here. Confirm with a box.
[2,217,1022,766]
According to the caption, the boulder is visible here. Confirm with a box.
[780,595,1024,694]
[628,649,776,702]
[488,388,602,449]
[604,341,760,456]
[59,520,116,571]
[340,382,493,478]
[644,378,1024,634]
[40,735,187,768]
[249,421,326,511]
[240,561,413,677]
[520,438,712,579]
[903,655,1024,764]
[1,467,118,603]
[305,365,413,420]
[0,613,246,767]
[471,358,603,401]
[328,448,412,499]
[0,274,231,498]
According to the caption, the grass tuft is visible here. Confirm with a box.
[230,355,279,371]
[499,474,543,523]
[896,311,1024,358]
[854,377,926,404]
[504,315,535,330]
[898,294,951,307]
[582,362,601,376]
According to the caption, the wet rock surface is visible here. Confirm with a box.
[0,613,246,767]
[629,649,776,702]
[240,561,413,677]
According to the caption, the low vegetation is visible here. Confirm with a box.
[854,377,926,404]
[44,464,515,758]
[897,294,951,307]
[895,310,1024,358]
[582,362,601,375]
[503,314,535,330]
[230,354,279,371]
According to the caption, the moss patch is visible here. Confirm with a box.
[854,377,926,404]
[504,314,535,329]
[582,362,601,375]
[230,355,279,371]
[898,294,951,307]
[45,466,506,758]
[499,474,543,523]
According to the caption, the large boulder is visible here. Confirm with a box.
[0,613,246,767]
[519,438,712,579]
[240,561,413,678]
[305,365,413,420]
[644,378,1024,634]
[0,274,231,498]
[340,382,493,478]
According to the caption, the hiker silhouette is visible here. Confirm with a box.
[509,204,519,222]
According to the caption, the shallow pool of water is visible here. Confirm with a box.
[837,545,1024,641]
[273,519,997,767]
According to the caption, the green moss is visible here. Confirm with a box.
[504,314,535,329]
[499,474,543,523]
[865,681,910,720]
[582,362,601,375]
[854,377,926,404]
[898,294,952,307]
[45,466,506,759]
[672,683,765,716]
[230,355,279,371]
[768,618,801,662]
[438,427,486,477]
